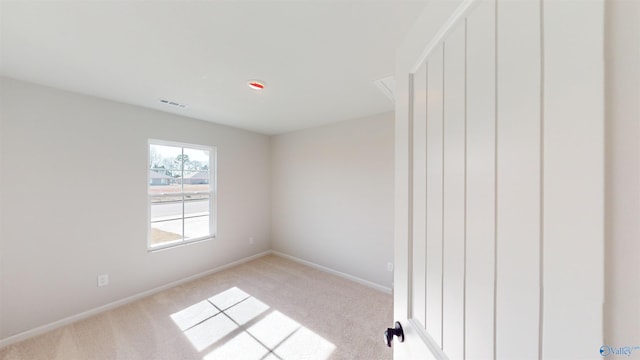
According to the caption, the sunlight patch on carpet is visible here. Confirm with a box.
[170,287,335,359]
[204,332,269,360]
[170,300,220,331]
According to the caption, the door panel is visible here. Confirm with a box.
[425,43,444,348]
[465,1,496,359]
[543,1,604,358]
[495,0,541,358]
[441,23,466,360]
[411,62,428,330]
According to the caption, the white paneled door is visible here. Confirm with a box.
[393,0,604,359]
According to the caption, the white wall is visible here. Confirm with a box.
[604,0,640,346]
[271,112,394,289]
[0,77,271,340]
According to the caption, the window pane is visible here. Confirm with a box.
[150,198,183,221]
[150,144,182,171]
[150,144,182,193]
[184,197,209,218]
[184,197,210,240]
[183,148,210,172]
[149,169,174,186]
[150,219,183,247]
[183,170,210,193]
[149,178,181,194]
[184,216,210,240]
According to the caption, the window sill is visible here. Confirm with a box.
[147,235,216,253]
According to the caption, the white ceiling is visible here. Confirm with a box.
[0,1,428,135]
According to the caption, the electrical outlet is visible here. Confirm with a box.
[97,274,109,287]
[387,263,394,272]
[249,237,255,245]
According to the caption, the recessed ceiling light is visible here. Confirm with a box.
[248,80,265,90]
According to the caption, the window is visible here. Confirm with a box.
[148,140,216,250]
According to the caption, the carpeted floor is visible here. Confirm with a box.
[0,254,393,360]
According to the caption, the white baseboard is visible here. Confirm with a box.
[271,250,392,294]
[0,250,271,348]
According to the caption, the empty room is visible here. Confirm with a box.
[1,0,638,359]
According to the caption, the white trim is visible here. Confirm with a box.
[412,0,479,73]
[271,251,392,294]
[148,138,213,152]
[147,139,217,250]
[0,251,271,348]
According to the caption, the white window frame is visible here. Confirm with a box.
[147,139,217,251]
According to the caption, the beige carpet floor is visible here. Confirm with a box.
[0,254,393,360]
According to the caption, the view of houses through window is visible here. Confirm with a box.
[148,140,215,249]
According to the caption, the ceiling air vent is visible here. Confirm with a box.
[374,75,395,103]
[159,98,187,108]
